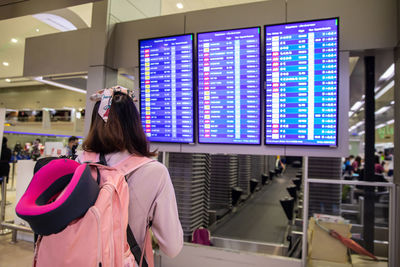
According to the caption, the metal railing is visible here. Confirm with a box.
[301,157,397,267]
[0,176,12,235]
[0,175,33,242]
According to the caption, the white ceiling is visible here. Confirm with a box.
[161,0,266,15]
[0,2,92,88]
[0,16,59,81]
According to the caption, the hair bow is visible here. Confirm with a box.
[89,85,135,122]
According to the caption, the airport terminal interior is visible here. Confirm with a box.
[0,0,399,266]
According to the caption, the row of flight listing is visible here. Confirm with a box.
[139,18,339,147]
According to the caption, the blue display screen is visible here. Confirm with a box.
[265,18,338,146]
[198,27,261,144]
[139,34,194,143]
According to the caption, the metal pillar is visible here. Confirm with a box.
[10,161,16,191]
[301,156,309,267]
[363,56,375,253]
[393,44,400,267]
[0,176,11,235]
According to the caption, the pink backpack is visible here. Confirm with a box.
[16,152,154,267]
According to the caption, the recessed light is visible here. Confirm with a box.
[2,62,9,66]
[5,78,11,82]
[11,38,18,43]
[36,28,40,32]
[176,2,183,9]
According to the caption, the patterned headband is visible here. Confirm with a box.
[89,85,135,122]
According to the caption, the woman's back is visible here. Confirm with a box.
[98,151,183,257]
[81,87,183,261]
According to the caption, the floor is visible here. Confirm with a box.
[212,167,297,244]
[0,234,33,267]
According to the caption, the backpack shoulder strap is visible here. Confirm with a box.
[127,225,150,267]
[113,155,154,176]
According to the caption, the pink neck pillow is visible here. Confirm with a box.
[15,158,99,235]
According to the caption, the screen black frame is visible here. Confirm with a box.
[263,17,340,147]
[196,26,262,146]
[138,33,195,144]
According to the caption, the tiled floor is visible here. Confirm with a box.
[0,234,33,267]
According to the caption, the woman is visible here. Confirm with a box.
[374,155,385,174]
[78,86,183,261]
[0,137,12,184]
[351,156,362,174]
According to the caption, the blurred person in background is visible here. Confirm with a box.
[66,136,79,160]
[0,137,12,184]
[374,155,385,174]
[352,156,362,175]
[31,138,41,161]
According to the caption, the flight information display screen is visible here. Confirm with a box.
[139,34,194,143]
[265,18,338,146]
[198,27,261,144]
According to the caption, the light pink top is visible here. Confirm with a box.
[78,151,183,258]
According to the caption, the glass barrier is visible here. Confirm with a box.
[303,170,395,267]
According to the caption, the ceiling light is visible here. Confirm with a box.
[349,125,357,132]
[11,38,18,43]
[375,80,394,100]
[355,121,364,128]
[391,100,395,105]
[350,101,364,111]
[36,28,40,32]
[176,3,183,9]
[386,119,394,125]
[358,131,365,135]
[349,121,364,132]
[379,64,394,82]
[375,123,386,129]
[375,106,391,115]
[2,62,9,66]
[5,78,11,82]
[33,13,77,32]
[33,76,86,94]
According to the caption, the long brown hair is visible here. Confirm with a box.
[83,92,156,157]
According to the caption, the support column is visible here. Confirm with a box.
[84,0,118,137]
[42,108,51,129]
[0,108,5,151]
[363,56,375,253]
[392,45,400,267]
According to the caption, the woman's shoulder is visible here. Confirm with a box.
[140,159,168,173]
[130,159,170,183]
